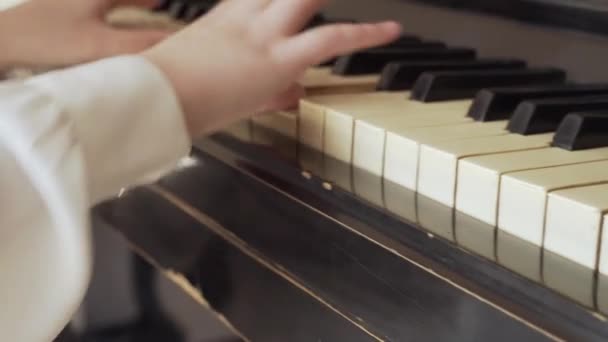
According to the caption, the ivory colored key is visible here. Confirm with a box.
[544,183,608,269]
[255,68,380,136]
[417,194,455,241]
[417,133,553,207]
[380,120,509,188]
[299,68,380,96]
[600,214,608,276]
[335,100,472,166]
[496,230,542,282]
[299,92,410,150]
[456,147,608,227]
[496,158,608,246]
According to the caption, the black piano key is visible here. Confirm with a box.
[320,40,445,68]
[507,96,608,135]
[468,84,608,122]
[376,59,527,91]
[552,112,608,150]
[410,68,567,102]
[332,48,476,76]
[182,3,213,22]
[168,0,188,19]
[375,40,446,50]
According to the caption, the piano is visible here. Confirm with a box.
[94,0,608,340]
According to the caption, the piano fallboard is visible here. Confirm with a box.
[97,131,608,341]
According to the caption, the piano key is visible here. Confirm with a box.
[261,68,382,141]
[332,48,476,76]
[353,167,384,208]
[600,213,608,276]
[383,120,508,189]
[348,101,474,170]
[597,273,608,315]
[454,211,496,261]
[457,146,608,226]
[468,84,608,122]
[324,155,352,192]
[544,183,608,269]
[299,92,411,150]
[251,110,298,139]
[507,96,608,135]
[384,181,418,223]
[543,250,595,307]
[496,158,608,245]
[411,68,567,102]
[496,230,542,282]
[417,194,455,241]
[299,68,380,95]
[417,133,553,207]
[553,111,608,151]
[377,59,527,91]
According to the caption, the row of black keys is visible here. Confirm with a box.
[153,5,608,152]
[310,20,608,153]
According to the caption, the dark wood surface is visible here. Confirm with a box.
[405,0,608,35]
[96,130,608,341]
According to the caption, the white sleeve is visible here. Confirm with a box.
[0,56,190,341]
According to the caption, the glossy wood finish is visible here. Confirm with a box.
[98,130,608,341]
[405,0,608,35]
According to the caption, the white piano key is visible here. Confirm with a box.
[384,181,418,223]
[496,158,608,246]
[251,110,298,138]
[351,100,473,174]
[496,230,542,282]
[543,250,595,307]
[299,68,379,96]
[454,211,496,261]
[544,183,608,269]
[417,133,553,207]
[417,194,454,241]
[384,120,508,189]
[456,147,608,228]
[299,92,407,150]
[599,214,608,276]
[324,156,353,192]
[353,167,384,208]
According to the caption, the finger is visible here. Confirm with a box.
[97,29,170,57]
[257,83,305,113]
[273,22,402,72]
[261,0,327,36]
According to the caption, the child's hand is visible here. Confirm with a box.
[142,0,402,137]
[0,0,171,70]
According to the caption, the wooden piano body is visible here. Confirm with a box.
[95,1,608,340]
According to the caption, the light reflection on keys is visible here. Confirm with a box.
[496,230,542,283]
[384,180,418,224]
[417,194,455,241]
[543,250,595,308]
[454,211,496,261]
